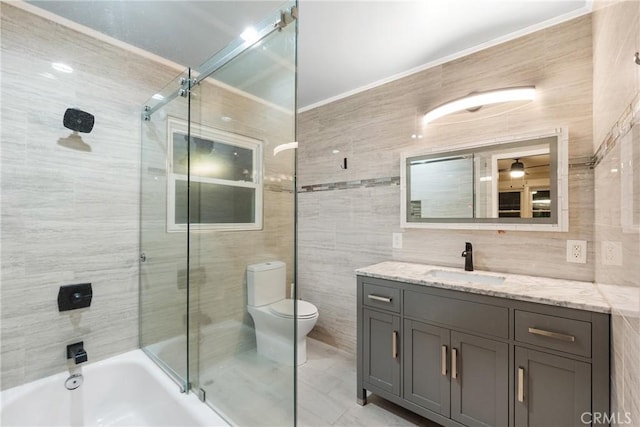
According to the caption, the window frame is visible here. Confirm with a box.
[166,117,263,232]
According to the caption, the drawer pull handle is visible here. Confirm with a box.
[392,331,398,359]
[518,367,525,403]
[368,294,392,303]
[452,348,458,380]
[528,327,576,342]
[441,345,447,376]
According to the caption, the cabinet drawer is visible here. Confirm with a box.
[514,310,591,357]
[404,291,508,339]
[363,283,401,313]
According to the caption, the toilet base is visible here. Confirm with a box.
[255,331,308,366]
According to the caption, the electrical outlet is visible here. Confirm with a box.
[602,241,622,266]
[392,233,403,249]
[566,240,587,264]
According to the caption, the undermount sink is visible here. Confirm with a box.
[425,269,506,285]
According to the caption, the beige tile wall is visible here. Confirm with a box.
[298,15,595,355]
[592,1,640,424]
[0,3,179,390]
[1,3,297,394]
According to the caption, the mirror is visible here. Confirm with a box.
[401,128,568,231]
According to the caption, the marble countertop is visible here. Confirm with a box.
[356,261,611,314]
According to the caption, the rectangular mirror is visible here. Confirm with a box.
[401,128,568,231]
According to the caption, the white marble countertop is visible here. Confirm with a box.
[356,261,611,314]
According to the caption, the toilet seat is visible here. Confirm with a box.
[269,299,318,319]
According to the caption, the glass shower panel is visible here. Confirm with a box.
[188,3,297,425]
[140,70,191,390]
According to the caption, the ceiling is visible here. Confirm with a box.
[26,0,591,110]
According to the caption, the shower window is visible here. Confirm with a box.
[167,117,263,232]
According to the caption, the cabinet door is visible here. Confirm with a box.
[363,309,401,395]
[450,331,508,427]
[403,320,451,417]
[515,347,591,427]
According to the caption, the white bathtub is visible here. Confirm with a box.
[0,350,228,427]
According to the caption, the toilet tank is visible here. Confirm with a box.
[247,261,286,306]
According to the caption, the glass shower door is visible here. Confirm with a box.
[139,2,297,425]
[188,3,297,425]
[139,70,192,390]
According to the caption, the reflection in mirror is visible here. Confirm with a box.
[409,155,473,218]
[401,129,567,231]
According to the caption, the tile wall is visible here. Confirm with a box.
[592,0,640,423]
[1,3,296,392]
[298,15,594,354]
[0,3,179,389]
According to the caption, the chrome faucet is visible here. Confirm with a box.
[461,242,473,271]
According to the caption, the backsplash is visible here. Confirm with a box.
[298,14,595,354]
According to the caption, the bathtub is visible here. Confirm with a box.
[0,350,228,427]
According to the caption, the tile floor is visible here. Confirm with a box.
[298,338,441,427]
[199,336,440,426]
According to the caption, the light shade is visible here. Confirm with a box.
[424,86,536,124]
[510,159,525,178]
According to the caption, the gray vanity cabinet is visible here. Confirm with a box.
[404,321,509,426]
[450,331,509,427]
[362,308,401,396]
[403,320,451,416]
[514,347,590,427]
[357,275,610,427]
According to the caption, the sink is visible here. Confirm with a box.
[425,269,506,285]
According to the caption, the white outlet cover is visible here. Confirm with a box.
[392,233,403,249]
[566,240,587,264]
[601,241,622,266]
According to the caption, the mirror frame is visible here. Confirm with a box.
[400,127,568,232]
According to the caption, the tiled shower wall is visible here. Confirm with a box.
[298,15,595,354]
[0,3,178,389]
[592,0,640,423]
[1,3,296,390]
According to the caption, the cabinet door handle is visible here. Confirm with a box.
[392,331,398,359]
[441,345,447,376]
[452,348,458,379]
[528,327,576,342]
[368,294,392,303]
[518,367,525,403]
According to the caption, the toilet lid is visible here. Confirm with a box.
[269,299,318,319]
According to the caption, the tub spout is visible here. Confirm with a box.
[67,342,88,364]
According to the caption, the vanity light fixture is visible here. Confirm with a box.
[423,86,536,124]
[510,158,525,178]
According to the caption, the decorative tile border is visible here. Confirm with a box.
[593,93,640,168]
[299,176,400,193]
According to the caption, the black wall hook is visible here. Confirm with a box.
[340,157,348,170]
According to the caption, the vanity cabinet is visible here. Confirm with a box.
[513,310,598,427]
[357,275,610,427]
[514,347,590,427]
[404,320,509,426]
[362,309,400,396]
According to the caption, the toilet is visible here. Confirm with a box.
[247,261,319,365]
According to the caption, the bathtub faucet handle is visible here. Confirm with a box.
[66,341,88,364]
